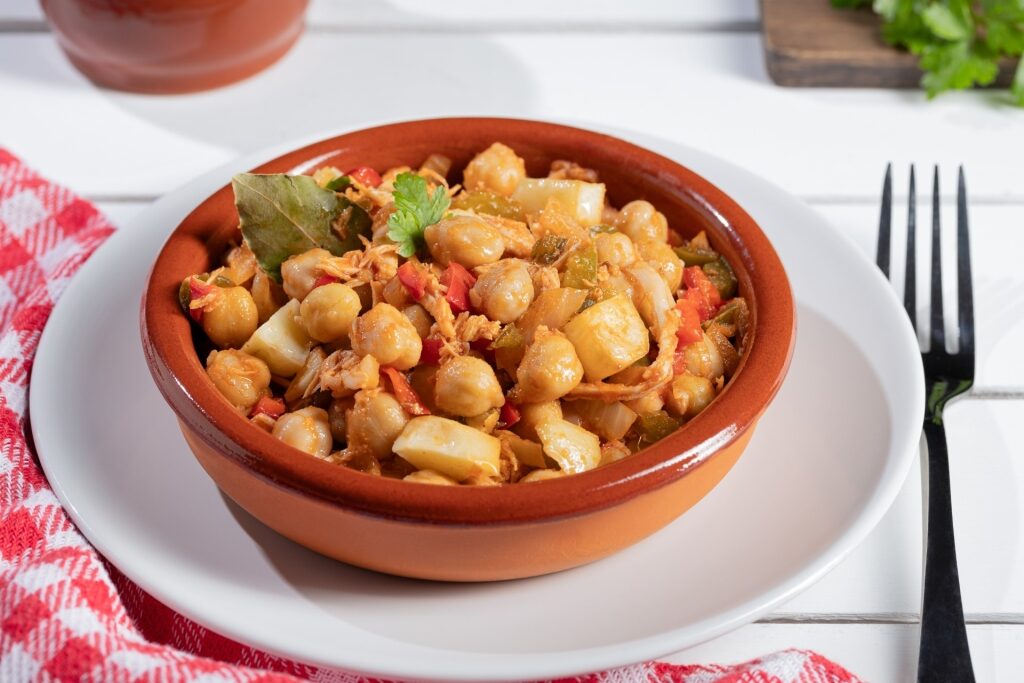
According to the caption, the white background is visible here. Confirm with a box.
[2,1,1023,680]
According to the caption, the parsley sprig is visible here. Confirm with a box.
[833,0,1024,105]
[387,172,451,257]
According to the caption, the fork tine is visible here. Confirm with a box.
[877,163,892,277]
[905,165,917,326]
[957,166,974,356]
[930,166,945,352]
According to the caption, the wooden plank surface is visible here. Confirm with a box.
[761,0,1016,87]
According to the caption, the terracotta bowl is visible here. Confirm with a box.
[141,118,795,582]
[41,0,308,94]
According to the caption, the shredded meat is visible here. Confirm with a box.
[548,159,600,183]
[315,350,381,397]
[318,238,398,286]
[477,214,535,258]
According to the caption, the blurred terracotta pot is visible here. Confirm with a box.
[41,0,308,94]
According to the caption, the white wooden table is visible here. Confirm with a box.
[3,1,1023,680]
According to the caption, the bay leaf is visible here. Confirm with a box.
[232,173,370,281]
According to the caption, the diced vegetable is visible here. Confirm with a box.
[496,430,547,469]
[491,323,524,350]
[397,260,428,301]
[531,234,568,265]
[381,366,431,416]
[683,266,722,321]
[675,298,703,345]
[673,245,718,266]
[419,337,444,365]
[636,411,681,445]
[535,420,601,474]
[623,263,675,335]
[324,176,352,191]
[393,416,501,481]
[499,401,521,428]
[440,262,477,314]
[250,395,286,419]
[573,400,638,441]
[346,166,382,188]
[518,287,588,345]
[451,191,525,221]
[511,178,606,227]
[562,293,650,381]
[312,273,340,289]
[703,258,737,300]
[560,242,598,289]
[241,300,313,377]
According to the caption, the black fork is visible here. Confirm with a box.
[877,165,976,682]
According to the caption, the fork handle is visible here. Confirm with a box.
[918,420,975,683]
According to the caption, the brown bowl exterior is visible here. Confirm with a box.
[142,118,795,581]
[41,0,308,94]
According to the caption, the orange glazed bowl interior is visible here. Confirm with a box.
[141,118,796,582]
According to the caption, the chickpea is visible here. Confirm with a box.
[346,390,409,459]
[424,215,504,268]
[683,334,725,380]
[299,283,361,343]
[349,303,422,370]
[435,356,505,417]
[272,406,332,458]
[469,259,534,323]
[666,374,715,418]
[515,328,584,403]
[636,240,684,292]
[514,401,563,441]
[202,287,258,349]
[402,304,433,339]
[328,397,354,442]
[462,142,526,197]
[205,349,271,411]
[614,200,668,243]
[281,248,330,301]
[595,232,637,268]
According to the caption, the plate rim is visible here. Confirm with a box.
[30,118,925,681]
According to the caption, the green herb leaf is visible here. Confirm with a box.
[834,0,1024,104]
[922,4,972,41]
[387,172,451,258]
[232,173,371,281]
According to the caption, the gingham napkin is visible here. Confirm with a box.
[0,148,863,683]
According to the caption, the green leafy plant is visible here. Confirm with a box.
[387,172,451,257]
[832,0,1024,104]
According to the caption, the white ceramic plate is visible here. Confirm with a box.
[31,124,924,682]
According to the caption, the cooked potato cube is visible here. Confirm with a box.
[511,178,606,227]
[535,419,601,474]
[562,293,650,381]
[240,299,312,377]
[393,416,501,481]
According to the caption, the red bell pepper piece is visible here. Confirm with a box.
[313,273,340,289]
[381,367,431,416]
[441,262,476,314]
[675,298,703,345]
[419,337,444,365]
[498,401,521,429]
[683,266,721,321]
[346,166,382,188]
[250,395,286,419]
[397,261,428,301]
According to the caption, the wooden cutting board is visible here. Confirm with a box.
[761,0,1016,87]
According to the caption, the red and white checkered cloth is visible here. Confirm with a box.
[0,149,863,682]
